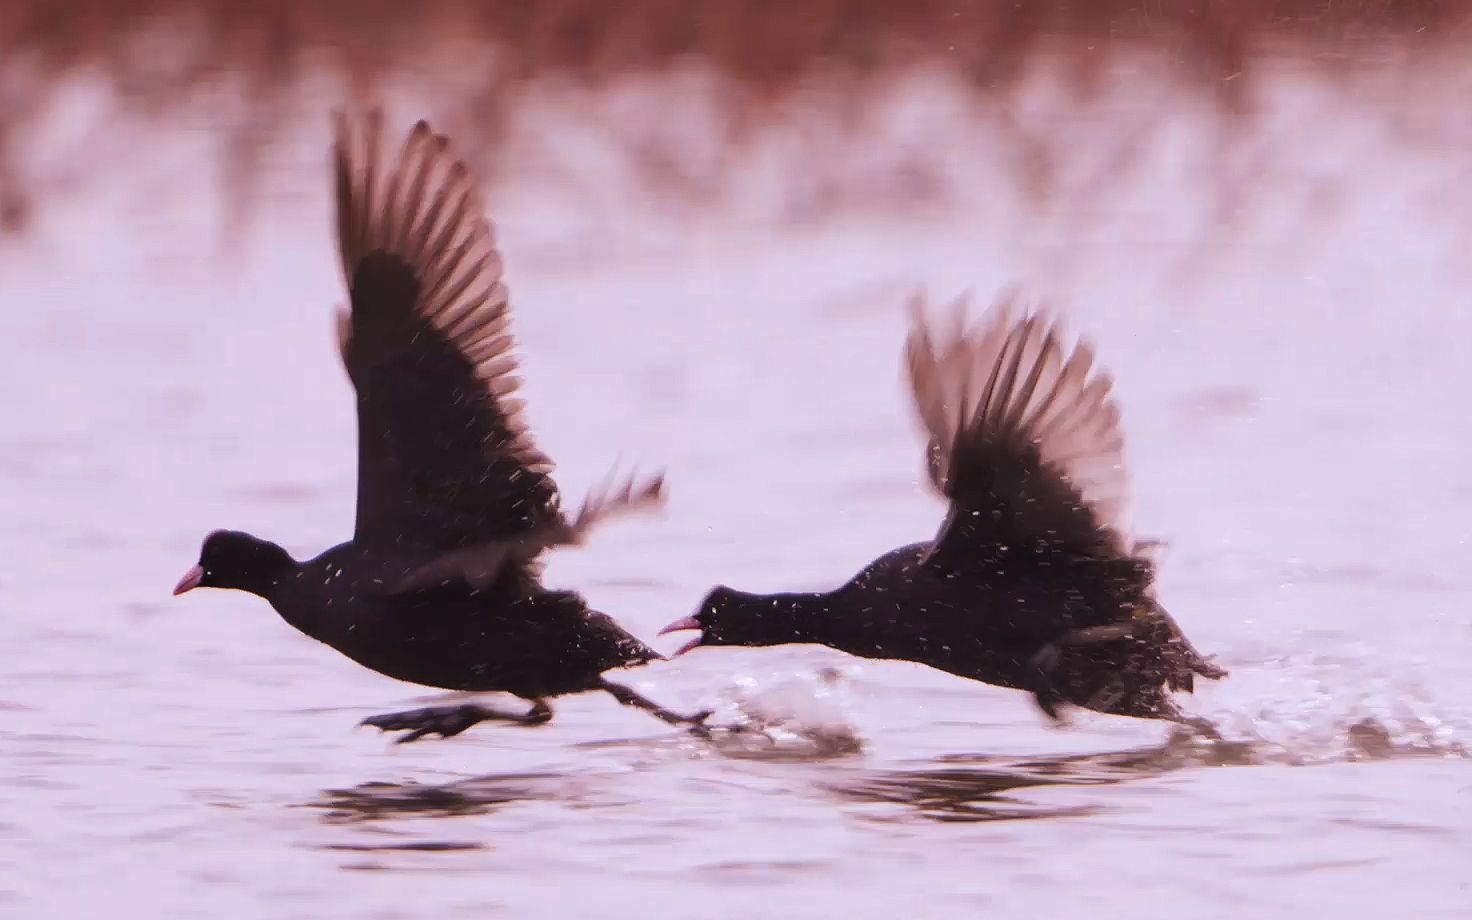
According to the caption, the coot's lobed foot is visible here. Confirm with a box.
[361,702,551,744]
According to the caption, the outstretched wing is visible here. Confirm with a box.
[333,111,560,551]
[904,288,1131,574]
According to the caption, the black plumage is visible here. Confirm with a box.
[175,111,705,743]
[662,290,1226,729]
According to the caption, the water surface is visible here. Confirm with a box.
[1,68,1469,919]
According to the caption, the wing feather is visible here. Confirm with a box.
[904,288,1132,565]
[332,110,666,581]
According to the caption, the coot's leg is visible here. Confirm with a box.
[598,679,712,733]
[1028,682,1068,722]
[1168,712,1223,741]
[1023,644,1063,715]
[361,698,555,744]
[1150,695,1223,741]
[1027,622,1143,721]
[1106,694,1225,742]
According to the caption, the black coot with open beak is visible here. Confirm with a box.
[661,290,1226,732]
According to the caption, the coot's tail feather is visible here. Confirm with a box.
[563,466,668,544]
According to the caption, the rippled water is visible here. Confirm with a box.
[2,68,1470,918]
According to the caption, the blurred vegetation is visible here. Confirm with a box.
[0,0,1465,233]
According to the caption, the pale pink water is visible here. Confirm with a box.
[1,60,1469,918]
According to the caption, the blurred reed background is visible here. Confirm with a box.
[0,0,1467,240]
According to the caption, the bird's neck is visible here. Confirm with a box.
[268,574,333,643]
[729,590,837,647]
[242,572,282,600]
[239,551,299,606]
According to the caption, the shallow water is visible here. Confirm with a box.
[3,66,1471,918]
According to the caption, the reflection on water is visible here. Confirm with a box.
[829,765,1110,823]
[823,713,1468,825]
[826,732,1218,824]
[309,712,1470,838]
[322,841,485,852]
[312,772,587,824]
[311,746,1147,833]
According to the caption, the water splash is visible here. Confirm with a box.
[698,665,867,761]
[689,650,1470,769]
[1187,648,1469,765]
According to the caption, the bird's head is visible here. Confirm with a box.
[174,529,294,598]
[659,585,806,655]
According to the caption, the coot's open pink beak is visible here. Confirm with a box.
[658,616,703,657]
[173,564,204,596]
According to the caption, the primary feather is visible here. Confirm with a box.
[331,111,663,587]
